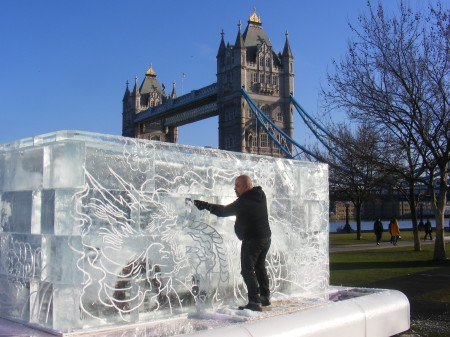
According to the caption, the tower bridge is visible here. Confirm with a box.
[122,9,294,158]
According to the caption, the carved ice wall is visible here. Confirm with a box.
[0,131,329,333]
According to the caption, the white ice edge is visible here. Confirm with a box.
[183,288,410,337]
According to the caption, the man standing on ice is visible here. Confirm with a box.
[194,175,271,312]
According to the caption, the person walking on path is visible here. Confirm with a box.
[388,218,400,245]
[418,219,425,231]
[194,175,271,312]
[373,219,383,245]
[424,219,433,241]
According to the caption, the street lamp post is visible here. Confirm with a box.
[344,201,351,233]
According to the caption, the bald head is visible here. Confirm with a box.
[234,175,253,197]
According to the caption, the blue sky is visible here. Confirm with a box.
[0,0,437,147]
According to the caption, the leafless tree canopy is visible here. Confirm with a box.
[323,1,449,260]
[324,122,392,239]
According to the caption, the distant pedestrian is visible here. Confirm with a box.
[388,218,400,245]
[418,220,424,231]
[373,219,383,245]
[424,219,433,241]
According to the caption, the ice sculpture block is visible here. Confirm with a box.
[0,130,329,334]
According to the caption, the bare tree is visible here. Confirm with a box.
[323,1,449,260]
[325,122,388,240]
[377,130,428,251]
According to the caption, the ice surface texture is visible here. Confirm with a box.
[0,131,329,333]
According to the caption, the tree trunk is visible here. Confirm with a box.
[434,209,446,261]
[356,202,362,240]
[432,172,448,261]
[408,185,421,251]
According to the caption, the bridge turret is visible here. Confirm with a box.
[282,30,293,59]
[216,8,294,158]
[234,21,245,49]
[132,76,140,108]
[122,80,131,102]
[234,20,247,91]
[122,65,178,141]
[281,30,295,154]
[170,80,177,99]
[282,30,294,96]
[234,20,246,76]
[217,29,226,58]
[216,29,226,94]
[122,81,135,137]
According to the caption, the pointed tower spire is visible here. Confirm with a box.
[131,76,141,110]
[234,20,245,49]
[282,30,293,58]
[132,76,140,96]
[122,80,131,101]
[171,80,177,99]
[217,29,226,57]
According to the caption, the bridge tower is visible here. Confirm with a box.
[122,66,178,142]
[216,9,294,157]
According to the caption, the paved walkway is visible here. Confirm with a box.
[330,236,450,253]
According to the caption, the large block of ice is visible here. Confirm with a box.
[0,131,329,334]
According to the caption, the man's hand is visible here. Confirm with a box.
[194,200,210,211]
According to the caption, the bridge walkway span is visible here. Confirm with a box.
[135,83,218,127]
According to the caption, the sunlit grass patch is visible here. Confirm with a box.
[330,244,450,286]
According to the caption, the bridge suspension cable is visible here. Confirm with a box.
[242,88,378,181]
[289,94,343,162]
[241,88,320,160]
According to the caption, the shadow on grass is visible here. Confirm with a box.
[331,259,450,271]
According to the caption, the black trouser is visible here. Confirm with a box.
[390,235,398,244]
[240,237,271,304]
[375,232,382,243]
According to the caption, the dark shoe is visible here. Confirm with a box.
[238,303,262,311]
[261,297,271,306]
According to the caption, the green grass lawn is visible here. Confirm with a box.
[330,244,442,285]
[330,231,417,245]
[329,235,450,302]
[329,233,450,336]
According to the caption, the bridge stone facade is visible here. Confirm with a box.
[122,10,294,158]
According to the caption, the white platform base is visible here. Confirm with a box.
[186,288,410,337]
[0,287,410,337]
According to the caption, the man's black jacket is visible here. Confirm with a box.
[208,186,271,241]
